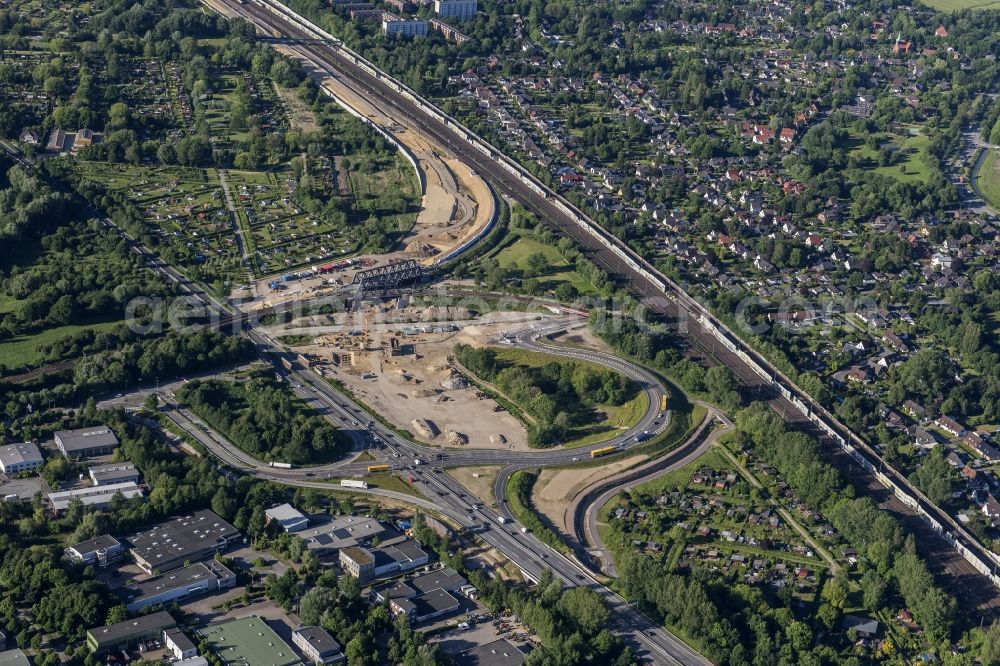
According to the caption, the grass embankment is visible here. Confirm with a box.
[506,469,571,554]
[455,345,649,448]
[0,319,122,370]
[492,232,598,295]
[977,147,1000,210]
[176,371,350,465]
[919,0,1000,9]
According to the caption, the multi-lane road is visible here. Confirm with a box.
[150,320,711,665]
[203,0,1000,617]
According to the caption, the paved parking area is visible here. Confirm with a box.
[429,614,535,656]
[0,476,46,500]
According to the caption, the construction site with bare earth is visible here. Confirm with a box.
[273,306,553,450]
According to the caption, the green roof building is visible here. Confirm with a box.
[199,616,300,666]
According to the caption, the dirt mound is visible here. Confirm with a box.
[412,418,439,438]
[446,430,469,445]
[405,240,439,257]
[441,375,469,390]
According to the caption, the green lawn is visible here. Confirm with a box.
[494,234,597,295]
[0,295,20,315]
[919,0,1000,9]
[485,347,649,448]
[632,446,730,495]
[846,129,931,183]
[0,320,123,370]
[977,148,1000,210]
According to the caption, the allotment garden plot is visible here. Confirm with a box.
[228,168,355,275]
[71,162,242,284]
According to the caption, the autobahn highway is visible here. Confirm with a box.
[259,332,715,665]
[155,321,711,665]
[205,0,1000,617]
[1,85,711,662]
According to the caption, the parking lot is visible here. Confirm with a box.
[429,610,536,656]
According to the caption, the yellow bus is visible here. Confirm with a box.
[366,464,390,473]
[590,446,616,458]
[660,394,668,412]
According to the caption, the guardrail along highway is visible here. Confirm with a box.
[207,0,1000,616]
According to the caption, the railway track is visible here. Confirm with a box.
[212,0,1000,616]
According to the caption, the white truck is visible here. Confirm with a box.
[498,516,509,524]
[340,479,369,489]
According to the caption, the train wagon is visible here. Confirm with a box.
[590,446,616,458]
[367,464,390,473]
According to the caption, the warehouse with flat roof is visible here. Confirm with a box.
[66,534,126,567]
[86,610,177,654]
[89,462,140,486]
[128,510,241,575]
[55,426,119,458]
[0,649,30,666]
[198,616,300,666]
[120,560,237,611]
[300,516,397,558]
[455,639,526,666]
[292,626,343,665]
[0,442,43,475]
[265,504,309,533]
[47,482,143,514]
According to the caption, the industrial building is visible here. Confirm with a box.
[265,503,309,533]
[54,426,119,458]
[372,567,472,603]
[86,610,177,654]
[165,628,198,660]
[382,14,428,37]
[0,442,43,475]
[300,516,398,559]
[89,462,140,487]
[120,560,237,611]
[66,534,126,567]
[433,0,476,21]
[0,649,30,666]
[127,510,241,575]
[390,588,461,623]
[198,616,300,666]
[292,626,344,665]
[339,539,428,583]
[47,482,143,514]
[455,639,526,666]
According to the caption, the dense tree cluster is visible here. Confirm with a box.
[0,219,174,347]
[470,567,634,666]
[0,163,69,263]
[2,329,254,422]
[177,370,349,464]
[735,403,956,642]
[455,343,635,446]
